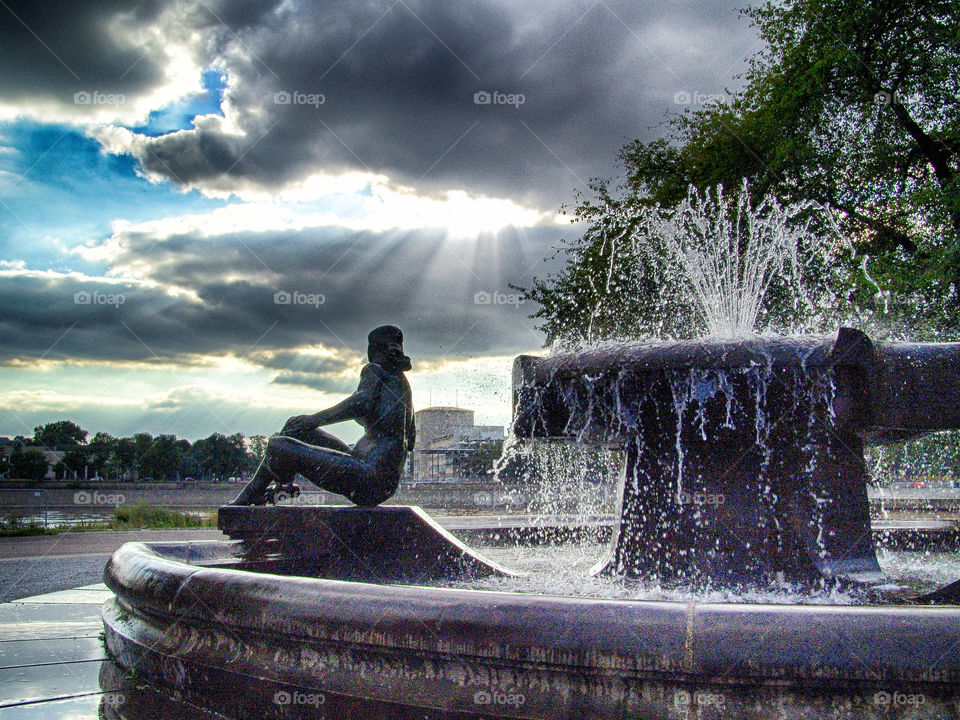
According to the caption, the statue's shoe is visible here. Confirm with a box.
[266,483,301,504]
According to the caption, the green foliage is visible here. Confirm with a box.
[0,521,58,537]
[112,503,215,529]
[523,0,960,343]
[110,437,137,479]
[85,432,115,478]
[8,418,261,483]
[189,432,248,480]
[139,434,183,481]
[33,420,87,447]
[245,435,268,468]
[9,448,49,481]
[867,430,960,484]
[57,446,89,480]
[456,440,505,478]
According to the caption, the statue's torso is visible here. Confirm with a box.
[357,364,412,453]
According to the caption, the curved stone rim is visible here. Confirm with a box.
[103,541,960,701]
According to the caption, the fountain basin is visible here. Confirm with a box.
[102,508,960,719]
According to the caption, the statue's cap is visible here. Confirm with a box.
[368,325,403,345]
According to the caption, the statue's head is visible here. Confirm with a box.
[367,325,411,372]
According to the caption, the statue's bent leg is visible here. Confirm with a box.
[267,436,402,507]
[229,431,352,506]
[284,427,353,454]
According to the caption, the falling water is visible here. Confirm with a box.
[482,182,959,603]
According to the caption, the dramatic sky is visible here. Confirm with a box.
[0,0,756,441]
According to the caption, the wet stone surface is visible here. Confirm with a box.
[0,584,118,719]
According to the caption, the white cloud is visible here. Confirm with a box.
[70,173,557,273]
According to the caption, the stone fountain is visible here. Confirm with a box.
[514,327,960,590]
[101,328,960,718]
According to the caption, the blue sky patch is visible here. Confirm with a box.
[0,119,227,274]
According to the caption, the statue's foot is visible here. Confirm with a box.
[262,483,301,505]
[228,488,269,506]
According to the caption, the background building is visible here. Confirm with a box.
[413,407,504,482]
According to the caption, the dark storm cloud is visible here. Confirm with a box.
[247,348,361,393]
[140,0,750,205]
[45,0,750,207]
[0,0,165,99]
[271,371,358,394]
[0,0,284,102]
[0,223,560,377]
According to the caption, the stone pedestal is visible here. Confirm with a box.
[218,504,518,582]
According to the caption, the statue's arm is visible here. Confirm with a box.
[301,365,378,428]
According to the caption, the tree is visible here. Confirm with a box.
[458,440,505,478]
[131,433,154,479]
[86,432,115,479]
[524,0,960,343]
[111,437,138,480]
[191,433,248,480]
[58,446,89,480]
[139,435,183,481]
[245,435,268,473]
[33,420,87,448]
[9,448,49,481]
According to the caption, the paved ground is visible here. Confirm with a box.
[0,556,111,604]
[0,528,227,560]
[0,584,227,719]
[0,529,226,603]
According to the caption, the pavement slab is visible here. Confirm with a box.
[0,581,119,719]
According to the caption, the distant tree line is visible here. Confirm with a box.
[1,420,268,482]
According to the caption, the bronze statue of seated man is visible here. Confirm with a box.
[231,325,415,507]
